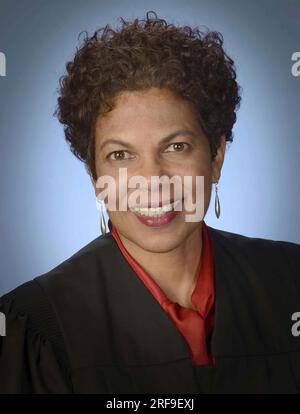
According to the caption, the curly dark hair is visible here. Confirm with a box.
[55,11,241,180]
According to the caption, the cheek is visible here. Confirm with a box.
[175,157,213,192]
[179,159,213,215]
[95,162,124,207]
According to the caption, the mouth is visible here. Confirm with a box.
[129,199,182,218]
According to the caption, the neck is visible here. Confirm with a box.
[118,224,203,309]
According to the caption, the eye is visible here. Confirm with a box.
[107,150,133,161]
[164,142,190,153]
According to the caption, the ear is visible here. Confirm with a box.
[212,135,226,183]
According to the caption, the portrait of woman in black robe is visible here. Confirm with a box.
[0,10,300,394]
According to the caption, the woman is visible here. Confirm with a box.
[0,11,299,394]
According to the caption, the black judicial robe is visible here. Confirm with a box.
[0,226,300,394]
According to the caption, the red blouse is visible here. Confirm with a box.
[107,219,215,366]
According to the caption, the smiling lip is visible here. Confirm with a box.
[130,209,179,228]
[130,198,181,209]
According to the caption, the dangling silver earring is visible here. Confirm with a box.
[96,197,107,237]
[100,203,107,237]
[214,181,221,219]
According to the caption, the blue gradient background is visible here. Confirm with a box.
[0,0,299,294]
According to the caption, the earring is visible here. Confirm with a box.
[100,203,107,237]
[214,181,221,219]
[96,197,107,237]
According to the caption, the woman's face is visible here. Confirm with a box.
[93,87,225,253]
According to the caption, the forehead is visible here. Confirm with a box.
[95,87,200,135]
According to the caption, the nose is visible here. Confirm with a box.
[131,156,177,205]
[138,156,166,183]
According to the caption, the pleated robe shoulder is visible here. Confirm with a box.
[0,226,300,394]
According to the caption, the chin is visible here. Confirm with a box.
[132,223,193,253]
[134,234,183,253]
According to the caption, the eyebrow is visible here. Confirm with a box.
[98,129,197,153]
